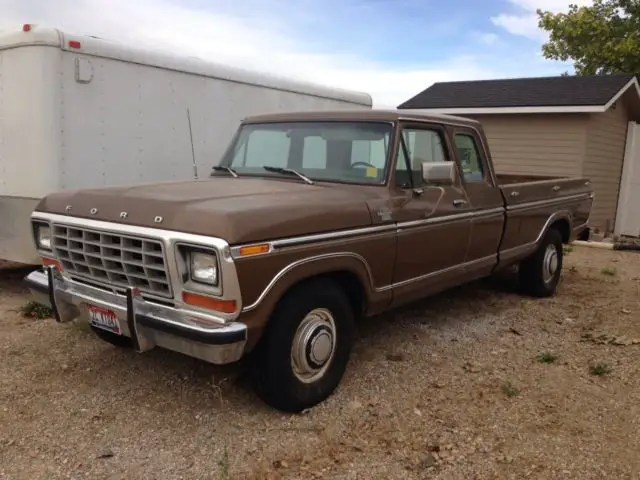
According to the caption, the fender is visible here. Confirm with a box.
[537,210,573,244]
[241,252,379,314]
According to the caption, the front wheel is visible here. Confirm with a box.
[518,227,563,297]
[250,278,355,413]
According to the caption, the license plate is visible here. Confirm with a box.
[87,305,121,335]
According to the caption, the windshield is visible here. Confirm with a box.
[216,121,393,184]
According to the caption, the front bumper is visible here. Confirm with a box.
[25,266,248,365]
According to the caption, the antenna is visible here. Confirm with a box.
[186,107,199,179]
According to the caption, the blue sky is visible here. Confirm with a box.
[4,0,592,106]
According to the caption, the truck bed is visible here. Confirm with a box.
[496,173,592,209]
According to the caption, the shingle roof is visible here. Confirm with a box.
[397,74,637,109]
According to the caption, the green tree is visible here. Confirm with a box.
[537,0,640,75]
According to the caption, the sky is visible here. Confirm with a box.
[1,0,593,107]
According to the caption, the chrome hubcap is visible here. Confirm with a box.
[291,308,337,383]
[543,244,559,283]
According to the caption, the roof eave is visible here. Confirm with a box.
[401,105,606,115]
[400,76,640,116]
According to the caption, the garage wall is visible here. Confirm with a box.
[583,102,629,232]
[465,113,588,177]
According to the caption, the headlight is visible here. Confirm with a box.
[34,223,52,250]
[189,251,218,286]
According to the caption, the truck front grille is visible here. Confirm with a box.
[51,224,172,298]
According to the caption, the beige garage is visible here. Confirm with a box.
[397,74,640,237]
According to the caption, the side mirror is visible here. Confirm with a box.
[421,161,456,185]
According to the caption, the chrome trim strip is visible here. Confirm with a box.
[572,221,588,233]
[233,207,506,257]
[241,251,499,312]
[499,210,572,260]
[397,211,475,230]
[242,209,577,313]
[30,211,243,321]
[271,223,396,249]
[378,253,497,291]
[232,195,589,257]
[506,193,591,212]
[241,252,375,312]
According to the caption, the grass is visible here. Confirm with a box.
[501,381,520,397]
[563,245,574,255]
[589,363,611,376]
[600,267,618,277]
[20,301,53,319]
[537,352,557,364]
[218,445,230,479]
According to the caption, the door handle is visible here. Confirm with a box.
[453,199,467,207]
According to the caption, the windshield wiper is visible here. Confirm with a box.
[212,165,239,178]
[263,165,314,185]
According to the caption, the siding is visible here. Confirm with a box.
[583,103,629,232]
[466,113,588,177]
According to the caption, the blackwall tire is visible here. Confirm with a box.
[250,278,355,413]
[519,228,563,298]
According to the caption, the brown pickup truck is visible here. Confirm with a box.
[25,110,593,412]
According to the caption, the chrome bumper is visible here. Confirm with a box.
[24,266,247,365]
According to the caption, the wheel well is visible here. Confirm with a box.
[550,218,571,243]
[278,270,367,318]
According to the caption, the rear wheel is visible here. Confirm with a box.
[250,278,355,413]
[518,227,563,297]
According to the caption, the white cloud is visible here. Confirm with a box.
[3,0,564,107]
[492,0,593,41]
[477,32,502,45]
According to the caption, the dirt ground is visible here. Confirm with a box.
[1,245,639,480]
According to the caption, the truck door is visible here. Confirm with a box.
[390,121,472,307]
[449,126,504,280]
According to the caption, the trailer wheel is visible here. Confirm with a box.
[250,278,355,413]
[90,325,134,348]
[519,227,563,298]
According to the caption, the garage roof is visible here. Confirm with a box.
[397,74,640,115]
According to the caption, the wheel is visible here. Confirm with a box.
[250,278,356,413]
[90,325,134,348]
[518,228,563,297]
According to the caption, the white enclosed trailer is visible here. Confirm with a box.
[0,24,373,265]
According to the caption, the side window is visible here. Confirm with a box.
[454,133,484,183]
[234,130,290,167]
[395,128,448,187]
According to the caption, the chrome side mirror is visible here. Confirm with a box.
[421,161,456,185]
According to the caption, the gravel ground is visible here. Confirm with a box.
[1,245,639,479]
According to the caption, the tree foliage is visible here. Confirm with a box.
[537,0,640,75]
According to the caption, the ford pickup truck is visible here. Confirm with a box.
[25,110,593,412]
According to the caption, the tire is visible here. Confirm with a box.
[250,278,356,413]
[518,227,563,297]
[90,325,134,348]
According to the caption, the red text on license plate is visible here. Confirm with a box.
[88,305,121,335]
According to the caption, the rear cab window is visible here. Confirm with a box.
[453,132,486,184]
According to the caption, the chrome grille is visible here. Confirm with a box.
[51,224,172,298]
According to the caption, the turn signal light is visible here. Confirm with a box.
[182,291,236,314]
[238,243,270,257]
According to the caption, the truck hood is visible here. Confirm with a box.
[35,177,382,244]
